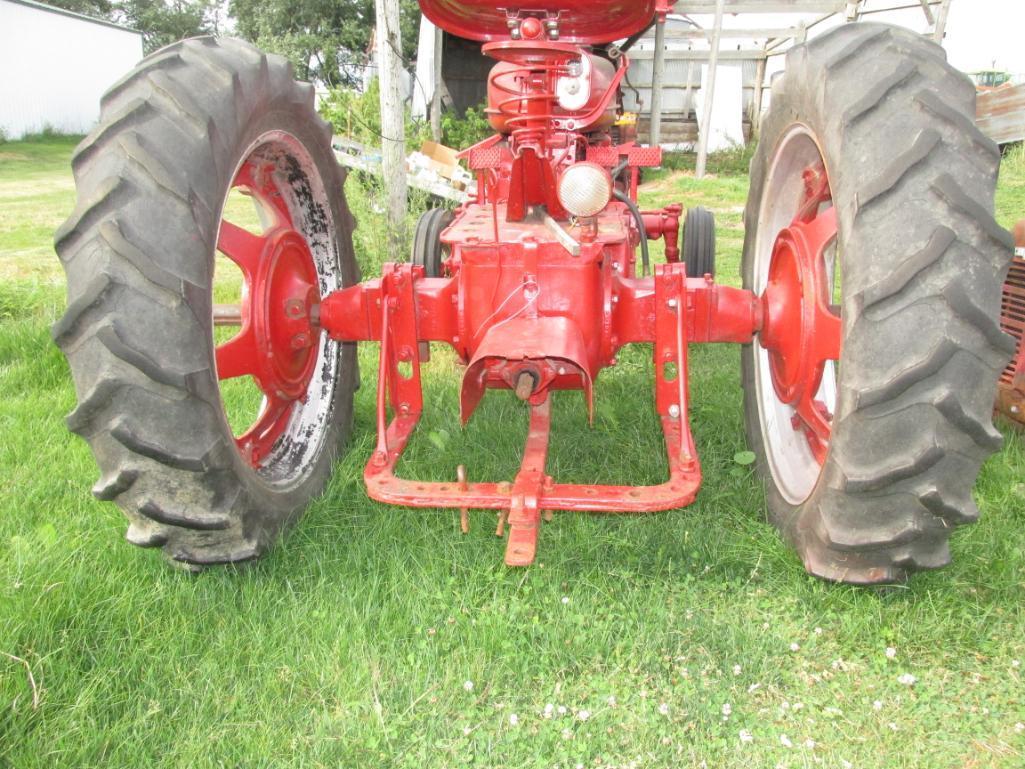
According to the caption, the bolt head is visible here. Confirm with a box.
[668,404,681,419]
[667,298,679,310]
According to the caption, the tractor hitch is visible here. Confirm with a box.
[318,260,759,565]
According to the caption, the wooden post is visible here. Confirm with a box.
[650,13,668,147]
[751,53,767,141]
[695,0,726,179]
[933,0,951,43]
[682,58,695,128]
[375,0,407,257]
[917,0,935,25]
[431,25,443,143]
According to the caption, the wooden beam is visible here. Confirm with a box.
[681,59,696,119]
[932,0,951,43]
[858,1,941,14]
[664,26,807,39]
[766,19,807,51]
[650,16,668,147]
[751,54,767,139]
[917,0,935,24]
[696,0,726,180]
[630,49,768,61]
[680,0,845,12]
[374,0,407,256]
[431,25,443,142]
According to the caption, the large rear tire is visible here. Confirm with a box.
[742,23,1013,583]
[54,37,359,566]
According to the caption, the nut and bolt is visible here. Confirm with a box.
[668,404,681,419]
[667,298,679,310]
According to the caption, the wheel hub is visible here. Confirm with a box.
[250,227,321,400]
[215,180,327,467]
[757,174,841,464]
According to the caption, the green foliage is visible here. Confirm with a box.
[44,0,115,16]
[658,141,758,178]
[3,135,1025,769]
[319,79,431,147]
[118,0,219,53]
[441,104,492,150]
[45,0,217,54]
[1002,141,1025,178]
[229,0,420,87]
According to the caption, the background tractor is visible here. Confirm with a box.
[55,0,1013,583]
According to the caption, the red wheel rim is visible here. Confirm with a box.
[214,146,325,469]
[758,159,841,466]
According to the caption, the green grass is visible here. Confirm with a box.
[1,136,1024,769]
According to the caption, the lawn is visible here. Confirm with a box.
[1,135,1023,769]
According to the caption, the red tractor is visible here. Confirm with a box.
[55,1,1013,584]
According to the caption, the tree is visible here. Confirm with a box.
[117,0,218,52]
[45,0,115,17]
[46,0,215,54]
[229,0,421,86]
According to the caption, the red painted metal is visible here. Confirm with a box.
[339,261,706,565]
[997,219,1025,425]
[215,158,322,465]
[757,164,840,463]
[304,1,830,565]
[419,0,666,45]
[642,204,682,263]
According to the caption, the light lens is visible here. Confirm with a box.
[557,163,612,218]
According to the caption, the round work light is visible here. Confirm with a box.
[557,162,613,218]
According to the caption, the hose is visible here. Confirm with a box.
[614,188,650,277]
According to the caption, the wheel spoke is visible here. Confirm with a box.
[801,205,837,257]
[216,328,259,380]
[794,396,831,463]
[218,220,265,278]
[237,394,295,465]
[232,160,292,228]
[815,305,842,362]
[794,162,832,223]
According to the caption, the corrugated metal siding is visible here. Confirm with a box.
[977,84,1025,146]
[0,0,144,139]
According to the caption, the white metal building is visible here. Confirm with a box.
[0,0,144,139]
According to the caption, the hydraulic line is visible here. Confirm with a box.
[610,157,649,276]
[614,188,650,277]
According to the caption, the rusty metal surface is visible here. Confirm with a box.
[997,220,1025,426]
[976,84,1025,146]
